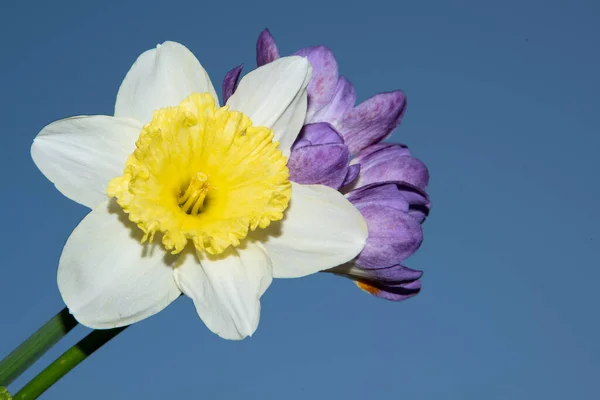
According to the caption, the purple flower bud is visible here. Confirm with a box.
[288,123,351,189]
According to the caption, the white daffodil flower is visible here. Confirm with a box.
[31,42,367,340]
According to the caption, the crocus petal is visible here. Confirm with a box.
[354,143,429,190]
[288,143,350,189]
[328,263,423,283]
[356,279,421,301]
[409,209,428,224]
[222,64,243,104]
[288,123,351,188]
[355,142,411,160]
[342,164,360,187]
[57,200,181,329]
[114,41,218,123]
[291,138,312,150]
[293,46,339,121]
[397,183,431,223]
[354,204,423,269]
[349,181,431,224]
[311,76,356,126]
[347,182,410,212]
[327,263,422,301]
[370,264,423,282]
[347,183,424,268]
[256,29,280,66]
[226,56,312,154]
[31,116,142,209]
[253,182,368,278]
[292,122,344,148]
[338,91,407,155]
[173,242,272,340]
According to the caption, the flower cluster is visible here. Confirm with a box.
[224,30,431,301]
[30,29,430,343]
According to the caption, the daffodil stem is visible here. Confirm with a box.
[0,308,78,387]
[12,326,127,400]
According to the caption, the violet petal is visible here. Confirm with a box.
[325,249,423,302]
[395,182,430,207]
[368,264,423,283]
[256,29,280,66]
[349,181,430,209]
[361,154,429,190]
[354,143,410,160]
[311,76,356,126]
[342,164,360,186]
[352,202,423,269]
[338,91,407,155]
[346,182,410,212]
[292,122,344,149]
[288,143,350,189]
[357,279,421,301]
[221,64,243,104]
[398,183,431,223]
[349,181,430,224]
[292,138,313,150]
[328,263,422,283]
[293,46,339,121]
[409,209,428,224]
[354,143,429,190]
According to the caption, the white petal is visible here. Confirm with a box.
[114,41,218,123]
[253,182,368,278]
[58,200,181,329]
[173,242,273,340]
[269,88,308,155]
[31,115,142,209]
[226,56,311,154]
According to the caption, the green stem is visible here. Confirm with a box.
[13,327,127,400]
[0,386,13,400]
[0,308,78,386]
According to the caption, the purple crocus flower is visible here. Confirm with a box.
[223,29,431,301]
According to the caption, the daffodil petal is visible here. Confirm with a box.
[31,115,142,209]
[114,41,218,123]
[173,242,272,340]
[270,87,308,156]
[254,182,368,278]
[226,56,311,154]
[57,200,181,329]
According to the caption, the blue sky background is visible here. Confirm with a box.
[1,0,598,398]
